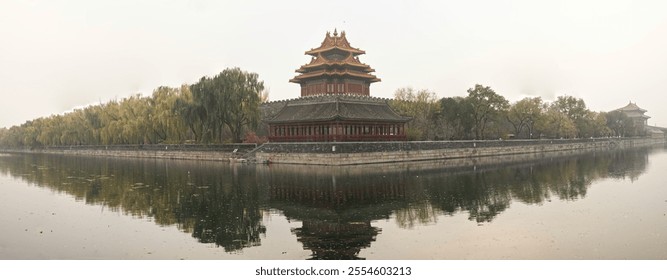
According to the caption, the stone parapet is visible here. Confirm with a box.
[1,138,663,166]
[0,144,257,162]
[253,138,665,166]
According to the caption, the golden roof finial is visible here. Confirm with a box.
[333,28,338,36]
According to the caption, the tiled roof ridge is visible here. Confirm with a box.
[296,53,372,71]
[615,101,647,112]
[305,30,365,56]
[291,68,380,81]
[263,93,393,105]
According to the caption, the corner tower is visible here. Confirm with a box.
[290,30,380,97]
[263,30,410,142]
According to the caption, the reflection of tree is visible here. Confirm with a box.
[408,147,652,223]
[180,167,266,252]
[606,149,650,182]
[0,154,267,253]
[422,173,511,223]
[393,203,438,228]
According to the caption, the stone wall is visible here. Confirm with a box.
[1,144,257,162]
[253,138,665,166]
[2,138,664,166]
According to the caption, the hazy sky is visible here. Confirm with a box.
[2,0,666,128]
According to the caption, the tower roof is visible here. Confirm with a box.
[616,102,647,113]
[295,54,375,73]
[290,30,380,85]
[265,94,411,124]
[305,29,366,56]
[289,69,381,83]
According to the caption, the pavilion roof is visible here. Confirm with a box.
[264,94,411,124]
[295,54,375,73]
[290,30,380,84]
[305,29,365,56]
[289,69,380,83]
[616,102,647,113]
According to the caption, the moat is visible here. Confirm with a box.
[1,144,667,259]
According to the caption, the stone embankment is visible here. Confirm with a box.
[1,138,664,166]
[251,138,665,166]
[0,144,257,161]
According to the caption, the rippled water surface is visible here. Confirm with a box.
[1,145,666,259]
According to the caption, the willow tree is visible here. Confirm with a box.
[173,87,206,143]
[190,68,264,143]
[149,86,191,143]
[220,68,263,143]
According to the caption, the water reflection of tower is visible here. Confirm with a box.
[292,220,379,260]
[267,168,411,260]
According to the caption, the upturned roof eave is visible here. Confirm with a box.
[289,72,381,83]
[305,46,365,56]
[296,62,374,72]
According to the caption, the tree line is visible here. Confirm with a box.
[0,68,267,148]
[0,74,641,148]
[390,84,640,141]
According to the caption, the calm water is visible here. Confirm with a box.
[1,145,666,260]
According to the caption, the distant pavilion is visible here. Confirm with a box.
[264,30,410,142]
[614,102,650,136]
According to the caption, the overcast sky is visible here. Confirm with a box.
[1,0,666,128]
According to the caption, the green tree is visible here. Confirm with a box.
[438,97,474,140]
[220,68,264,143]
[535,108,577,139]
[0,128,6,146]
[590,111,612,137]
[390,87,439,140]
[465,84,509,139]
[0,126,23,148]
[190,76,225,142]
[149,86,190,143]
[550,96,590,137]
[119,94,152,144]
[190,68,264,143]
[507,97,543,139]
[606,110,635,137]
[82,105,105,144]
[21,121,40,148]
[173,85,206,143]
